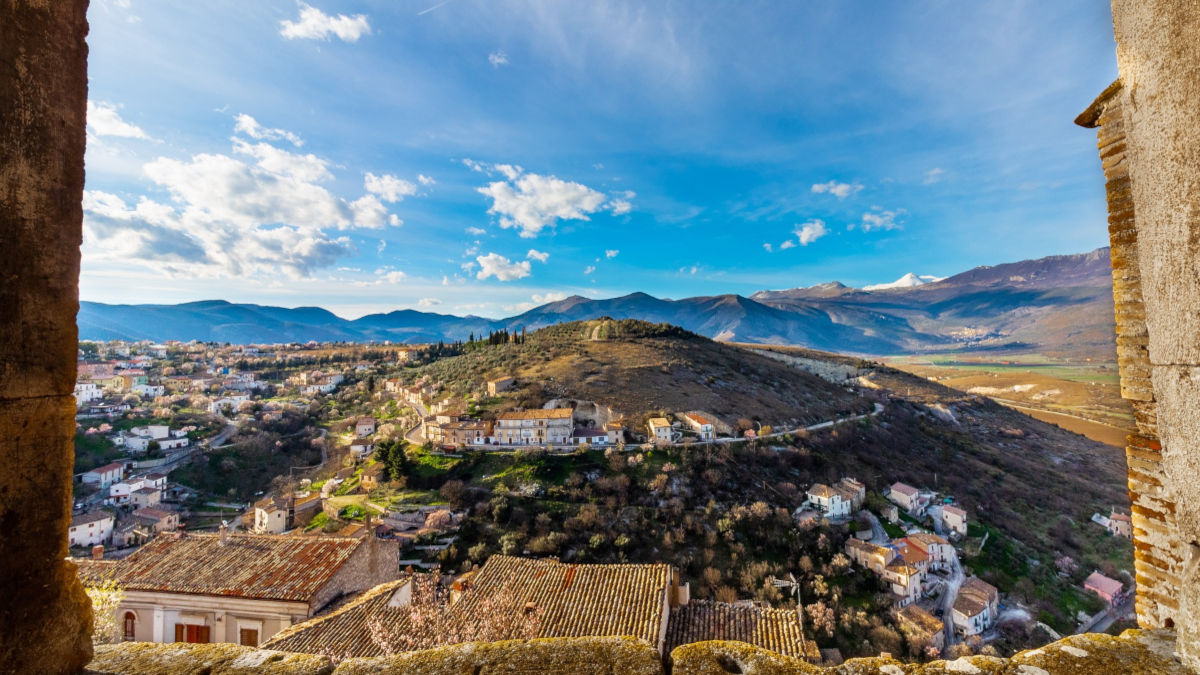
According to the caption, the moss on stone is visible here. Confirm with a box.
[87,642,334,675]
[332,636,662,675]
[85,629,1189,674]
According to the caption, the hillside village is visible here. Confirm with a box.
[69,321,1135,664]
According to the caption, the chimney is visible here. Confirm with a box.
[91,545,104,560]
[218,520,229,546]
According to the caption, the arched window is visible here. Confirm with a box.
[122,612,136,641]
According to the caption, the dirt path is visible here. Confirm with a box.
[992,399,1130,448]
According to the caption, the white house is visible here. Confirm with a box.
[209,395,250,414]
[69,510,114,548]
[952,577,999,636]
[74,381,103,406]
[110,479,141,503]
[349,438,374,460]
[679,412,715,441]
[355,417,377,437]
[82,462,125,489]
[806,483,853,519]
[132,383,166,398]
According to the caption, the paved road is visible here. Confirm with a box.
[1078,596,1134,634]
[940,555,965,648]
[861,510,890,544]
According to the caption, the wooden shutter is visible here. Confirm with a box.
[174,624,184,642]
[196,625,211,643]
[239,628,259,647]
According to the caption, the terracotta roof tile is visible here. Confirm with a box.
[106,533,364,602]
[665,600,816,660]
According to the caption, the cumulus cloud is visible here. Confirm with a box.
[87,100,151,140]
[811,180,863,199]
[352,269,407,286]
[418,174,436,186]
[526,249,550,263]
[795,219,828,245]
[233,114,302,146]
[856,208,904,232]
[79,116,417,280]
[583,265,596,275]
[488,51,509,67]
[475,253,531,281]
[473,163,630,238]
[779,239,797,250]
[605,249,619,259]
[280,2,370,42]
[364,172,417,202]
[465,226,486,236]
[417,297,442,307]
[762,243,773,253]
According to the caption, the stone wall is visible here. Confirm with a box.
[1077,1,1200,669]
[1075,81,1183,633]
[0,0,94,672]
[86,630,1188,674]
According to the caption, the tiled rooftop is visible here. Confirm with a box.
[95,533,365,602]
[664,600,816,660]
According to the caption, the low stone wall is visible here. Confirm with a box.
[86,629,1187,674]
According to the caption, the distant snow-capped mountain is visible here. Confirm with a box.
[862,273,945,291]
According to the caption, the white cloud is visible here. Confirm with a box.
[923,168,946,185]
[233,114,302,146]
[389,214,402,226]
[857,208,904,232]
[466,226,487,235]
[605,249,619,259]
[779,239,797,250]
[462,158,487,173]
[488,51,509,67]
[418,174,436,186]
[526,249,550,263]
[79,117,421,280]
[364,172,417,202]
[608,190,635,215]
[232,137,329,181]
[795,219,828,245]
[476,253,531,281]
[377,239,387,254]
[87,100,151,140]
[504,291,569,312]
[583,265,596,275]
[762,243,773,253]
[352,269,407,286]
[417,297,442,307]
[280,2,370,42]
[811,180,863,199]
[475,164,627,238]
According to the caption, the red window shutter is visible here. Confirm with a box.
[174,624,184,642]
[197,625,211,643]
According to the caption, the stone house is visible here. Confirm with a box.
[1084,571,1125,607]
[495,408,574,445]
[941,505,968,537]
[1108,510,1133,538]
[75,530,399,647]
[486,376,514,396]
[648,417,674,445]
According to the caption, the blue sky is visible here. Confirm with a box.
[82,0,1117,318]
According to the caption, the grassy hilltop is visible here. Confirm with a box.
[406,318,872,428]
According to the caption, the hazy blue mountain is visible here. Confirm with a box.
[79,248,1115,357]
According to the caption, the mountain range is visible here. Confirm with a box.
[79,248,1116,357]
